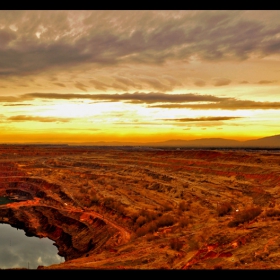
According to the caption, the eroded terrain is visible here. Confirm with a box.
[0,144,280,269]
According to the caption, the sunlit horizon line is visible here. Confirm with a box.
[0,133,279,145]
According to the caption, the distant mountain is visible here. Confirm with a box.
[147,135,280,148]
[69,134,280,148]
[146,138,241,147]
[242,134,280,148]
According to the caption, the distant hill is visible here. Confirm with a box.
[145,138,241,147]
[69,134,280,148]
[147,135,280,148]
[242,134,280,148]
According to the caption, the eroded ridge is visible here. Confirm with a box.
[0,145,280,269]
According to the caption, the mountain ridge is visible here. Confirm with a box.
[67,134,280,148]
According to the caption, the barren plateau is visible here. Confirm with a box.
[0,144,280,269]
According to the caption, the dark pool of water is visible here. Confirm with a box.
[0,197,15,205]
[0,223,64,269]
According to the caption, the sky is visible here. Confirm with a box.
[1,10,280,144]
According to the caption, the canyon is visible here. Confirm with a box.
[0,144,280,269]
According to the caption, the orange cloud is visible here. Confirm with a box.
[7,115,70,122]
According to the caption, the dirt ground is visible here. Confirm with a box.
[0,144,280,269]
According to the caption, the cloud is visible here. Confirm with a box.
[53,82,66,87]
[160,116,241,122]
[149,99,280,110]
[19,92,227,104]
[163,75,182,87]
[3,103,32,106]
[0,28,17,49]
[138,77,172,91]
[7,115,70,122]
[3,92,280,112]
[212,78,231,86]
[89,79,109,91]
[111,121,161,126]
[0,11,280,78]
[240,80,249,84]
[114,76,139,88]
[0,96,24,102]
[74,82,88,92]
[258,80,277,84]
[110,82,128,91]
[194,79,206,87]
[17,84,29,87]
[159,116,242,128]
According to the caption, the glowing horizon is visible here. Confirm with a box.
[1,11,280,144]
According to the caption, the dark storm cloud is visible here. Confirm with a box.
[7,115,70,122]
[0,11,280,77]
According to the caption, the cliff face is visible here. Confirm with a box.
[0,172,121,263]
[0,202,118,261]
[0,148,132,268]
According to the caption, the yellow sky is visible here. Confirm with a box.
[0,10,280,144]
